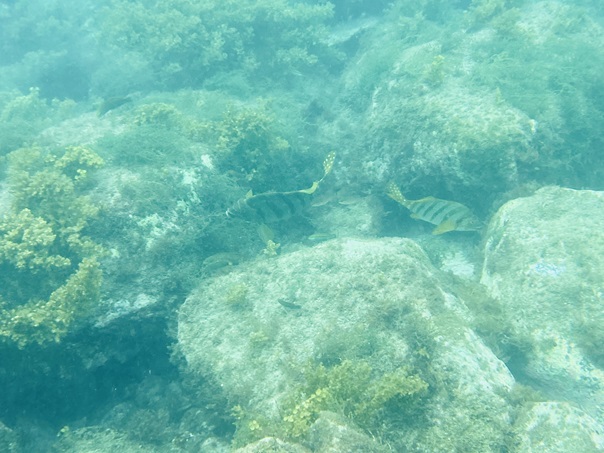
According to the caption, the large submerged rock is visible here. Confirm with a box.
[512,402,604,453]
[481,186,604,425]
[178,237,515,450]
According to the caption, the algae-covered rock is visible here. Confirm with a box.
[481,186,604,422]
[366,75,533,194]
[333,12,536,205]
[308,411,387,453]
[512,402,604,453]
[178,237,515,450]
[52,427,152,453]
[329,1,604,209]
[232,436,310,453]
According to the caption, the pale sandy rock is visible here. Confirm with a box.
[512,402,604,452]
[482,186,604,423]
[178,237,515,451]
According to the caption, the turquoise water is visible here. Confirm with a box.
[0,1,603,451]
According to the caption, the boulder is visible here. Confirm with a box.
[512,402,604,452]
[178,237,515,450]
[482,186,604,423]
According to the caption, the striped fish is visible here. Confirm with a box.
[226,152,335,223]
[387,183,482,235]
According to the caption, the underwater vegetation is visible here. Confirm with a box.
[209,103,291,185]
[0,87,75,156]
[99,102,194,167]
[0,145,104,347]
[469,2,604,188]
[232,359,428,446]
[0,0,603,450]
[331,0,604,218]
[100,0,339,88]
[99,98,299,196]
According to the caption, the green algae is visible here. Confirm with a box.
[0,145,104,347]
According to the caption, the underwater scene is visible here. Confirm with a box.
[0,0,603,451]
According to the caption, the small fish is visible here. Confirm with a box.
[202,252,243,272]
[387,183,482,235]
[226,152,336,223]
[277,299,302,309]
[97,96,132,117]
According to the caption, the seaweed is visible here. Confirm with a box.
[0,145,104,347]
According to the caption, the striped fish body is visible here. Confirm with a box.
[226,183,317,223]
[387,183,481,234]
[226,152,336,223]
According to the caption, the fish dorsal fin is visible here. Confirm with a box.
[299,181,320,195]
[432,219,456,235]
[386,183,406,204]
[323,152,336,176]
[316,152,336,185]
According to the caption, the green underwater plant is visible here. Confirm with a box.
[207,103,291,191]
[281,359,428,440]
[100,0,336,87]
[0,87,49,124]
[213,104,289,161]
[224,283,249,307]
[229,358,428,447]
[98,102,198,167]
[0,145,104,347]
[0,87,75,156]
[424,54,446,87]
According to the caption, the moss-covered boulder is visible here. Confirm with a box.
[512,402,604,452]
[481,186,604,424]
[308,411,387,453]
[329,1,604,209]
[178,237,515,450]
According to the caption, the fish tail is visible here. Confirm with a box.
[386,183,406,204]
[299,181,319,195]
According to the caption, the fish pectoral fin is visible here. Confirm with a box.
[245,190,254,199]
[299,181,319,195]
[410,213,421,219]
[432,219,456,235]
